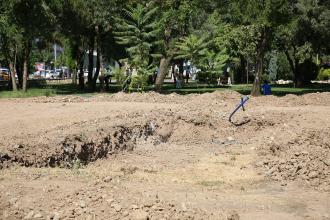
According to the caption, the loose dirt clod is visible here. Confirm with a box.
[259,128,330,191]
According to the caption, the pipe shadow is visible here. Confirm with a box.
[230,119,251,126]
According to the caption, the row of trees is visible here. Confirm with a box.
[1,0,329,95]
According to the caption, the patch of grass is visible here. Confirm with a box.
[159,83,330,96]
[1,81,329,98]
[198,180,224,187]
[71,159,82,170]
[0,88,56,98]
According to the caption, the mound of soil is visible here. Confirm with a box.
[258,128,330,191]
[253,92,330,107]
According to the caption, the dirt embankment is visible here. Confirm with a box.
[258,128,330,191]
[1,91,330,219]
[1,91,330,191]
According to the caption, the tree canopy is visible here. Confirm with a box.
[0,0,329,95]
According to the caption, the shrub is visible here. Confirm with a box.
[197,71,220,85]
[317,68,330,80]
[129,74,148,92]
[113,67,126,85]
[277,52,293,80]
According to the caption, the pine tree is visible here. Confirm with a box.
[113,3,161,69]
[175,34,228,84]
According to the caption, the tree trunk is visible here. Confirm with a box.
[178,59,185,84]
[93,27,101,91]
[72,59,78,85]
[78,49,85,90]
[293,59,301,87]
[99,63,105,92]
[246,60,249,85]
[7,45,18,91]
[9,62,17,91]
[251,30,267,96]
[72,67,77,85]
[98,46,105,92]
[22,42,31,93]
[16,61,23,89]
[294,61,310,88]
[87,32,95,91]
[251,58,262,96]
[239,56,245,84]
[284,50,299,88]
[172,66,176,85]
[155,57,171,90]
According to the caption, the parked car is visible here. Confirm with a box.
[0,68,10,81]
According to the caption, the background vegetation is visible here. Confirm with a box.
[1,0,329,96]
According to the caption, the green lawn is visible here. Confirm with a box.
[159,82,330,96]
[0,82,329,98]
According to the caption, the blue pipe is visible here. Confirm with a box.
[229,96,250,122]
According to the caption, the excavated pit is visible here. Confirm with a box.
[0,122,159,169]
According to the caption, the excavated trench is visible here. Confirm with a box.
[0,122,160,169]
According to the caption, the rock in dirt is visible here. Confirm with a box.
[130,210,149,220]
[112,203,122,212]
[181,202,187,212]
[52,212,60,220]
[103,176,112,183]
[33,213,43,218]
[79,201,86,208]
[308,171,318,179]
[131,204,139,210]
[24,211,34,219]
[227,136,235,143]
[227,211,240,220]
[9,197,18,206]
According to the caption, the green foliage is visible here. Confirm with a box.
[113,3,161,92]
[277,52,293,80]
[29,42,53,70]
[55,39,75,70]
[174,34,209,64]
[226,25,258,63]
[175,33,228,85]
[113,67,126,85]
[113,3,161,68]
[317,68,330,81]
[0,0,23,64]
[266,51,278,81]
[0,88,55,98]
[13,0,57,42]
[149,0,196,71]
[1,0,329,93]
[197,49,229,84]
[128,65,154,92]
[275,0,330,85]
[129,75,148,92]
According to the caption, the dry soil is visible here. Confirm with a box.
[0,91,329,220]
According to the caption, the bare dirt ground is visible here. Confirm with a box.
[0,91,329,220]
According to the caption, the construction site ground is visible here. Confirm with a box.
[0,91,329,220]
